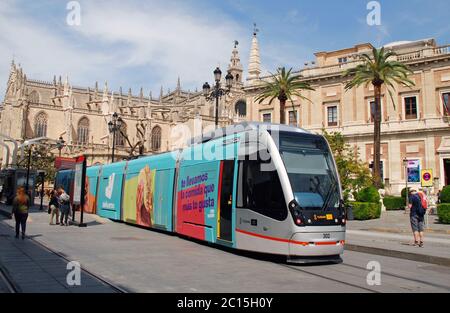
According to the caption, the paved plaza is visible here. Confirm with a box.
[1,204,450,293]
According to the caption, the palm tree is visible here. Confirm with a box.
[344,47,415,188]
[255,67,314,125]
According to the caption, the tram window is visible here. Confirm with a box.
[236,160,288,221]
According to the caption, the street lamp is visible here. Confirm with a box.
[108,112,123,163]
[202,67,234,127]
[403,157,409,211]
[56,136,65,157]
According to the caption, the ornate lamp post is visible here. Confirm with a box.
[202,67,234,127]
[108,112,123,163]
[56,136,65,157]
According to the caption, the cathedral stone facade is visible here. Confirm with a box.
[1,32,450,195]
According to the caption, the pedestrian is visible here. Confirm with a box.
[49,190,60,225]
[409,188,427,247]
[11,186,31,239]
[437,189,442,204]
[57,186,70,226]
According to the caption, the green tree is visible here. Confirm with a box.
[255,67,315,125]
[17,145,57,184]
[343,47,415,188]
[323,130,372,201]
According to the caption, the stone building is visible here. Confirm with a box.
[1,30,450,194]
[0,44,246,166]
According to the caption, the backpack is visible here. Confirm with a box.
[418,192,428,209]
[415,195,426,218]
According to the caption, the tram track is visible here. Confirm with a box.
[281,264,381,293]
[0,265,18,293]
[280,257,450,293]
[0,220,127,294]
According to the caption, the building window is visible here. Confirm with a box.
[442,92,450,116]
[327,106,338,127]
[369,161,384,181]
[77,117,89,145]
[404,96,418,120]
[338,57,348,64]
[235,100,247,117]
[28,91,40,105]
[406,159,421,183]
[34,112,48,138]
[288,110,298,126]
[115,123,127,147]
[262,113,272,123]
[369,99,383,123]
[151,126,162,151]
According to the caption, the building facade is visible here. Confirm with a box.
[1,32,449,195]
[245,37,450,194]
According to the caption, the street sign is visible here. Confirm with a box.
[421,169,433,187]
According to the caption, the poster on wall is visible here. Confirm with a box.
[407,160,420,183]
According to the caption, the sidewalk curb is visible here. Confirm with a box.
[345,244,450,267]
[0,208,11,219]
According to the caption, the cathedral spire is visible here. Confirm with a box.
[228,40,243,85]
[248,23,261,83]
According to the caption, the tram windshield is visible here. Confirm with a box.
[275,132,340,211]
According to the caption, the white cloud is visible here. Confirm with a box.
[0,0,248,98]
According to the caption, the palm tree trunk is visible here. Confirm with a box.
[373,83,382,188]
[279,98,286,125]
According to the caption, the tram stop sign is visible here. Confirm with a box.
[421,169,433,187]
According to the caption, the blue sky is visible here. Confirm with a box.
[1,0,449,98]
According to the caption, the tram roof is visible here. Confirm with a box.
[188,122,311,146]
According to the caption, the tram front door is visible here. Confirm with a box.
[218,160,234,242]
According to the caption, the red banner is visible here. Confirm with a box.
[54,157,76,170]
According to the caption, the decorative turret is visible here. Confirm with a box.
[228,40,243,85]
[247,24,261,84]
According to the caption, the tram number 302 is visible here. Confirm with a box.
[323,233,331,239]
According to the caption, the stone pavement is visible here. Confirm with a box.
[346,211,450,266]
[1,204,450,292]
[0,207,120,293]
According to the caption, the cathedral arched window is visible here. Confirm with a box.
[115,123,127,147]
[151,126,162,151]
[34,112,48,138]
[235,100,247,117]
[29,90,40,105]
[77,117,90,145]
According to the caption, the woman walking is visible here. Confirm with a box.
[49,190,60,225]
[11,187,31,239]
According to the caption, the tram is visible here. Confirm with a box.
[58,123,347,263]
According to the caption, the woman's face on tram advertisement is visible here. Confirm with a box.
[136,166,154,227]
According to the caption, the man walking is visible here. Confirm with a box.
[409,188,427,247]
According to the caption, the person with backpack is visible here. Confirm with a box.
[409,188,427,247]
[11,186,31,239]
[57,186,71,226]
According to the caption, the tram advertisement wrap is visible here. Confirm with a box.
[177,162,219,241]
[123,165,156,227]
